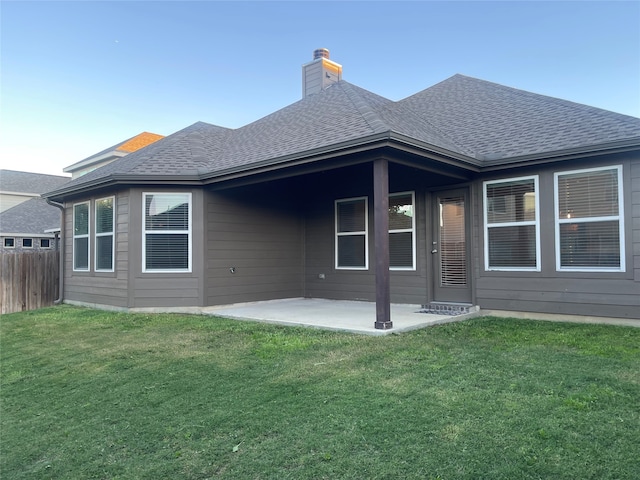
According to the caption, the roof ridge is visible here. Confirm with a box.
[398,78,479,157]
[339,82,391,134]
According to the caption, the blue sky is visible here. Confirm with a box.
[1,1,639,175]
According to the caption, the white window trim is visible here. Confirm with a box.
[4,238,15,248]
[554,165,625,272]
[40,239,51,249]
[335,196,369,270]
[73,201,90,272]
[389,191,416,271]
[22,238,33,248]
[95,196,115,272]
[483,175,541,271]
[142,192,192,273]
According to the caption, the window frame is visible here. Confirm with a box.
[73,201,90,272]
[483,175,541,272]
[40,238,51,248]
[335,196,369,271]
[4,238,15,248]
[554,165,625,272]
[389,191,416,271]
[142,192,192,273]
[95,196,115,272]
[22,238,33,248]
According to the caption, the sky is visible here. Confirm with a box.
[1,1,639,176]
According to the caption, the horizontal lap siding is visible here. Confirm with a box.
[475,156,640,320]
[64,191,130,307]
[205,185,304,306]
[304,166,429,305]
[130,188,205,309]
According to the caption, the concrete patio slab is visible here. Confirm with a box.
[203,298,481,335]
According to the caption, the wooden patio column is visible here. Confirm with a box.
[373,158,392,329]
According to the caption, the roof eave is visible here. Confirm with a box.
[43,173,204,202]
[479,138,640,171]
[63,151,127,173]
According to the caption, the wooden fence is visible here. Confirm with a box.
[1,251,59,314]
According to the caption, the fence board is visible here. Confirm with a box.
[1,251,59,314]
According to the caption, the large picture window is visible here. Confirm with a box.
[555,166,624,271]
[389,192,415,270]
[73,202,90,271]
[335,197,368,270]
[95,197,115,272]
[484,176,540,271]
[143,193,192,272]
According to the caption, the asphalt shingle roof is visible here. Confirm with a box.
[45,74,640,197]
[0,198,61,235]
[0,170,70,194]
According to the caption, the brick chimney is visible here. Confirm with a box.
[302,48,342,98]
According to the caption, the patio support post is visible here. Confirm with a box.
[373,158,392,329]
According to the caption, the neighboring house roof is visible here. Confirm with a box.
[0,197,61,236]
[44,74,640,200]
[0,170,70,195]
[63,132,164,175]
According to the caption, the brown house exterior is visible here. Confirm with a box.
[44,51,640,327]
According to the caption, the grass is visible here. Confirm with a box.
[1,306,639,479]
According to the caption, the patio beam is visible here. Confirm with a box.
[373,158,392,329]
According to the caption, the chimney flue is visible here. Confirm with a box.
[313,48,330,60]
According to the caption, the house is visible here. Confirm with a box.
[0,169,70,212]
[43,49,640,326]
[63,132,164,179]
[0,170,70,252]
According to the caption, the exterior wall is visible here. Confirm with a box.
[0,193,38,212]
[128,188,206,308]
[64,191,129,307]
[1,235,56,253]
[205,182,305,306]
[64,190,130,307]
[473,153,640,320]
[303,163,440,306]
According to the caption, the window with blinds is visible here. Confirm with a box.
[389,192,415,270]
[73,202,90,271]
[484,176,540,270]
[555,166,624,271]
[95,197,115,271]
[335,197,368,269]
[143,193,191,272]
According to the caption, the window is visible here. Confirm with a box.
[484,176,540,270]
[143,193,191,272]
[335,197,368,269]
[4,238,15,248]
[73,202,90,271]
[389,192,415,270]
[95,197,115,271]
[555,165,624,271]
[40,239,51,248]
[22,238,33,248]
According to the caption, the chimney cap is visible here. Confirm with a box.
[313,48,330,60]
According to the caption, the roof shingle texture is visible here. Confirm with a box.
[48,74,640,195]
[0,198,61,234]
[1,170,70,194]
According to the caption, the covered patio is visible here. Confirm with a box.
[204,298,480,336]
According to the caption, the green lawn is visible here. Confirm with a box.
[1,306,639,479]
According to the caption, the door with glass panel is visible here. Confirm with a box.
[432,189,472,303]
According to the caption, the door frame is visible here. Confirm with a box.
[429,187,473,304]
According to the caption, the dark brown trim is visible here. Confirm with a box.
[373,158,392,329]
